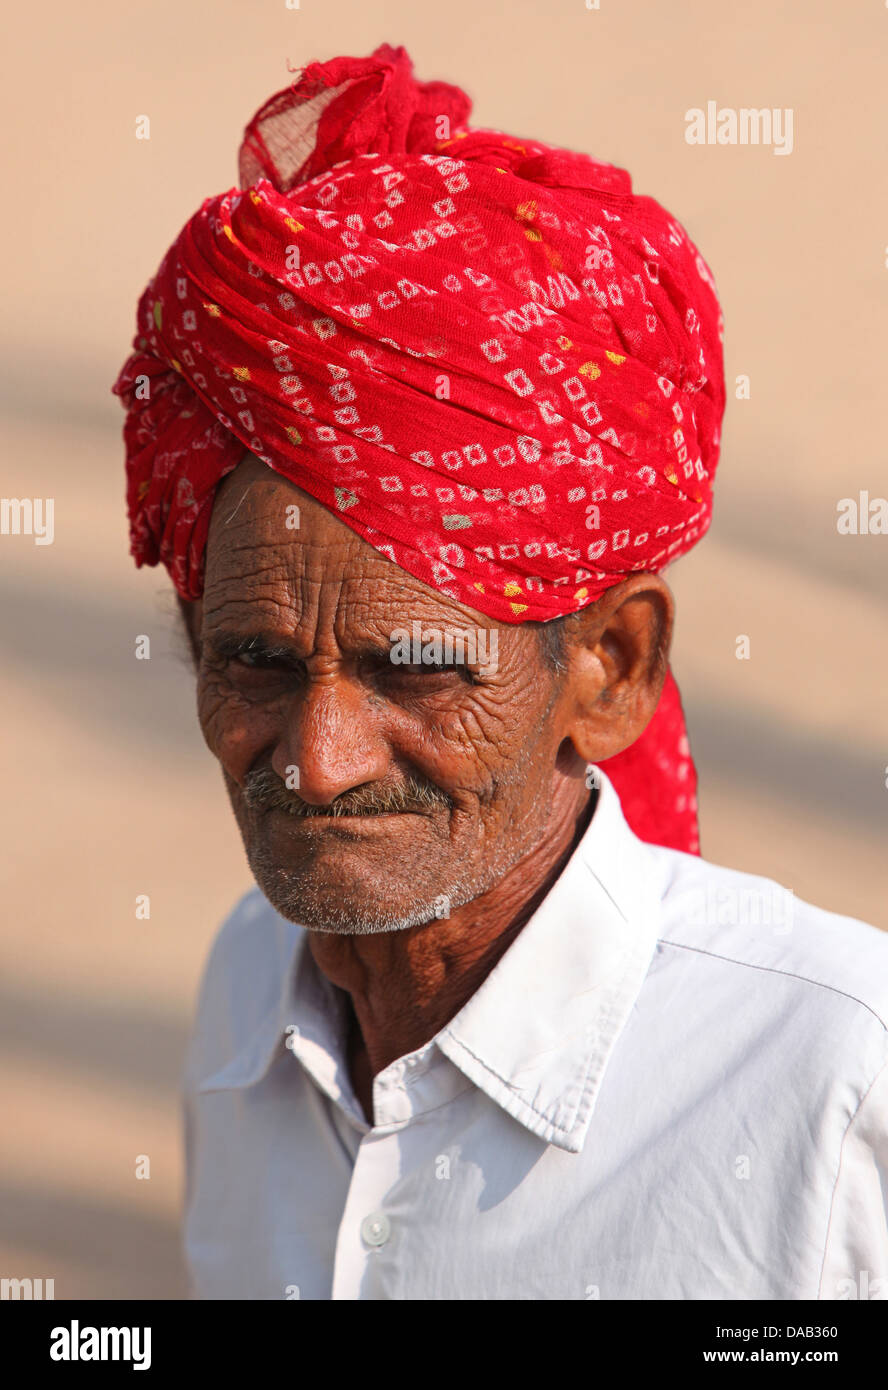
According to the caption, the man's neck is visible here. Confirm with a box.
[309,781,596,1123]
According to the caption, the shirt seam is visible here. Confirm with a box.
[658,938,888,1032]
[816,1054,888,1299]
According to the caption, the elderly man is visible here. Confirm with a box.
[114,45,888,1301]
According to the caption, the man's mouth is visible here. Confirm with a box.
[263,805,430,827]
[242,767,451,819]
[270,806,415,818]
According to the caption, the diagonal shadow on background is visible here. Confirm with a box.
[0,1183,188,1300]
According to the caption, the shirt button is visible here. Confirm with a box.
[360,1212,391,1248]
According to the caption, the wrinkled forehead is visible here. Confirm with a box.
[202,453,501,638]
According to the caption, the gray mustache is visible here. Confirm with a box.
[242,766,451,817]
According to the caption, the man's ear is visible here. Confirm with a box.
[562,573,674,764]
[176,594,202,668]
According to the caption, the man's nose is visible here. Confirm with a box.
[270,674,390,806]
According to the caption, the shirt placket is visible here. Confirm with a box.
[330,1058,413,1299]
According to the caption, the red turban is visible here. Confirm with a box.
[112,43,725,855]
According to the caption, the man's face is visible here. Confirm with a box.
[190,456,588,934]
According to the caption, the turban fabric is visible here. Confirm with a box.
[112,43,725,855]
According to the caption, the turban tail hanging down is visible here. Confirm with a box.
[112,43,725,855]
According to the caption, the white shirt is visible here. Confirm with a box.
[182,770,888,1300]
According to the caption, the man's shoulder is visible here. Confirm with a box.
[646,844,888,1033]
[183,885,304,1089]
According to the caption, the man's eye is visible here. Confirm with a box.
[235,651,278,668]
[385,659,475,684]
[399,660,459,674]
[226,648,297,674]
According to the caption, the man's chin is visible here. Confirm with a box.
[246,859,447,935]
[239,812,449,929]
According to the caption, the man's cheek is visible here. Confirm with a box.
[196,680,274,773]
[398,712,508,821]
[446,695,525,775]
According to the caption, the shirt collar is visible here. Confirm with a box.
[195,769,663,1154]
[435,769,662,1151]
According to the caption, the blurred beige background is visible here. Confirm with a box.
[1,0,886,1298]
